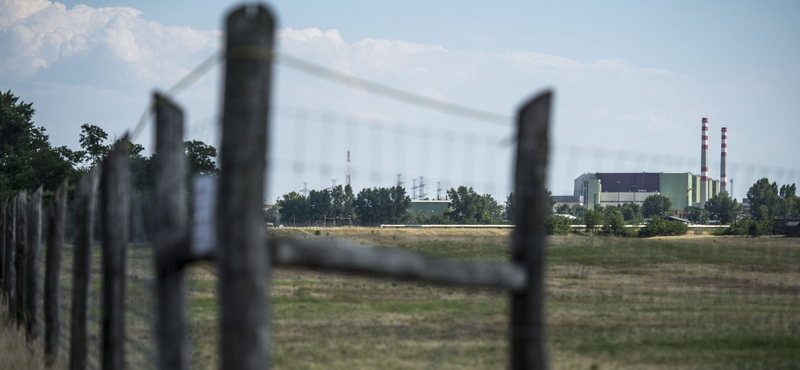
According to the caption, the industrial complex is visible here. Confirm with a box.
[574,172,721,211]
[563,118,729,212]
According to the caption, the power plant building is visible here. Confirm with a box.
[575,172,721,211]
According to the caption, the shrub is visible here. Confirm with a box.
[545,215,573,235]
[639,217,688,237]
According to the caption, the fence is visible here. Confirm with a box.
[0,4,549,370]
[4,3,797,370]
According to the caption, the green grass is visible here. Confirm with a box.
[38,230,800,370]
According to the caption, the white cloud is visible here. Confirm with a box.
[0,0,220,82]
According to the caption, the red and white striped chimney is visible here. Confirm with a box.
[720,127,727,193]
[700,118,709,207]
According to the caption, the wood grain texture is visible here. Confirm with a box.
[70,167,100,370]
[100,139,130,370]
[153,94,189,370]
[45,179,68,366]
[25,187,42,341]
[218,5,275,370]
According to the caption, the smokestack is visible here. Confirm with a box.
[720,127,727,194]
[700,118,709,207]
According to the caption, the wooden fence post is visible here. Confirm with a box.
[70,167,100,370]
[3,195,15,307]
[101,139,130,370]
[15,191,27,327]
[218,5,275,370]
[153,93,189,370]
[1,198,5,290]
[510,91,552,370]
[45,179,68,366]
[25,187,42,341]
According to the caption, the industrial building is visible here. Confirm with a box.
[572,118,727,212]
[409,200,451,216]
[575,172,721,211]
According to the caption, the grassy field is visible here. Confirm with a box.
[185,229,800,370]
[4,229,800,369]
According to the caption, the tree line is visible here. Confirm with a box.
[1,90,219,209]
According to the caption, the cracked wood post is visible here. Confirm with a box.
[101,138,130,370]
[510,91,552,370]
[153,93,189,370]
[45,179,68,366]
[25,187,42,341]
[15,191,27,327]
[218,5,275,370]
[4,195,16,308]
[70,167,100,370]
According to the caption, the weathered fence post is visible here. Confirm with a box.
[218,5,275,370]
[45,179,68,366]
[1,198,5,289]
[25,187,42,341]
[15,191,27,327]
[153,93,189,370]
[101,139,130,370]
[70,167,100,370]
[510,91,552,370]
[3,195,15,307]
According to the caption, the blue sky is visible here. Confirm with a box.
[1,0,798,202]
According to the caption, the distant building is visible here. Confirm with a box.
[774,215,800,235]
[575,172,721,211]
[409,200,451,216]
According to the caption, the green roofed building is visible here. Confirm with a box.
[409,200,451,216]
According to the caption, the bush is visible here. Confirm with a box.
[722,216,773,237]
[545,215,573,235]
[639,217,688,237]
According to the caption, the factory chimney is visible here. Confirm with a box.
[700,118,709,207]
[720,127,727,194]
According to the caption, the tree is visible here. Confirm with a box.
[688,207,710,225]
[619,203,643,224]
[747,178,780,221]
[353,186,411,226]
[79,123,110,166]
[583,209,602,234]
[569,204,587,219]
[308,189,332,223]
[642,194,672,218]
[185,140,219,177]
[555,203,571,215]
[331,184,356,223]
[0,90,80,198]
[779,184,799,216]
[601,206,631,236]
[444,186,501,224]
[704,191,740,224]
[276,191,310,225]
[505,192,515,223]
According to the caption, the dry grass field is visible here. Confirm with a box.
[3,229,799,369]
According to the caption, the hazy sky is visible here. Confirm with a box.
[2,0,798,202]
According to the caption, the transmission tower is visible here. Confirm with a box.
[346,150,351,187]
